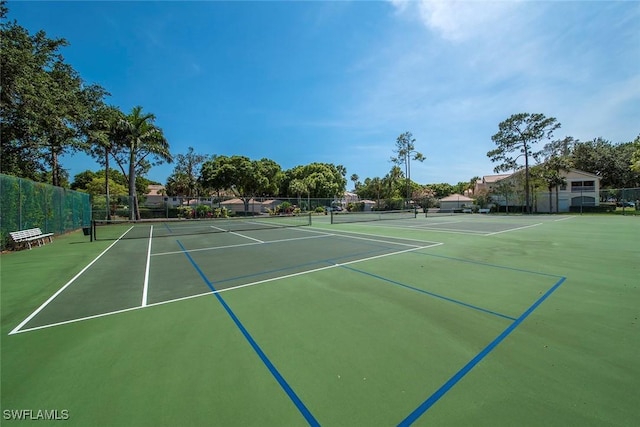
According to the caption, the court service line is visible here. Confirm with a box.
[10,242,443,335]
[8,227,135,335]
[554,216,575,222]
[484,223,542,236]
[141,226,153,307]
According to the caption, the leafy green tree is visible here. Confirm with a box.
[412,185,437,210]
[383,165,404,199]
[492,180,516,213]
[112,106,172,219]
[390,131,425,200]
[426,183,455,199]
[70,170,99,191]
[84,177,127,198]
[1,6,107,185]
[200,156,282,213]
[488,113,560,214]
[631,135,640,173]
[166,147,208,198]
[570,138,640,188]
[356,177,385,208]
[288,179,308,210]
[284,163,347,199]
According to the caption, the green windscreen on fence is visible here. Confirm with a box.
[0,174,92,249]
[92,213,312,241]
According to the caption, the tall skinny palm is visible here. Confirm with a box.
[115,106,172,219]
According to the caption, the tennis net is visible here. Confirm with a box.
[92,213,312,240]
[330,209,417,224]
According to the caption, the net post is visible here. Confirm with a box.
[91,220,95,242]
[330,208,335,224]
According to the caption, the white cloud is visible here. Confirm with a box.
[390,0,523,42]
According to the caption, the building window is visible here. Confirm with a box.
[571,180,595,192]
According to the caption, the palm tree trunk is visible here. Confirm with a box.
[105,146,111,220]
[129,146,137,220]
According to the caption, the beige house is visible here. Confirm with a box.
[439,193,475,211]
[477,169,601,213]
[220,198,280,214]
[145,185,166,207]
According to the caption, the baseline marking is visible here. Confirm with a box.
[8,227,134,335]
[398,276,567,426]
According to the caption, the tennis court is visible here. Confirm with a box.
[2,213,638,426]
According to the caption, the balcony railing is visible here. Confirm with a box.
[571,186,595,193]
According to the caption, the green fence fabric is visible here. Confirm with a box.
[1,174,91,249]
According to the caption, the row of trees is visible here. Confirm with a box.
[163,149,348,213]
[1,2,172,219]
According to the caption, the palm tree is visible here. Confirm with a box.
[469,176,480,195]
[371,177,383,209]
[86,105,125,220]
[115,106,172,219]
[350,173,359,192]
[384,165,404,200]
[289,179,308,211]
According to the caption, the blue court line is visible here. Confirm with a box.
[339,265,517,321]
[397,276,566,426]
[412,251,564,279]
[207,247,395,288]
[177,240,320,427]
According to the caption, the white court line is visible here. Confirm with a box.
[152,233,334,257]
[10,241,443,335]
[484,223,543,236]
[554,216,575,222]
[8,226,135,335]
[141,226,153,306]
[209,224,265,243]
[231,231,264,243]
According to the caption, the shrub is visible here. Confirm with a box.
[195,204,212,218]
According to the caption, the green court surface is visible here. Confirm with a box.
[1,214,638,426]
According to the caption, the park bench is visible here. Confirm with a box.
[9,228,54,250]
[478,208,490,214]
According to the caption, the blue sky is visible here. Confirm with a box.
[8,0,640,188]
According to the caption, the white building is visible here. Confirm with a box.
[476,169,601,213]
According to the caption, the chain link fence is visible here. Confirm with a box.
[1,174,92,249]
